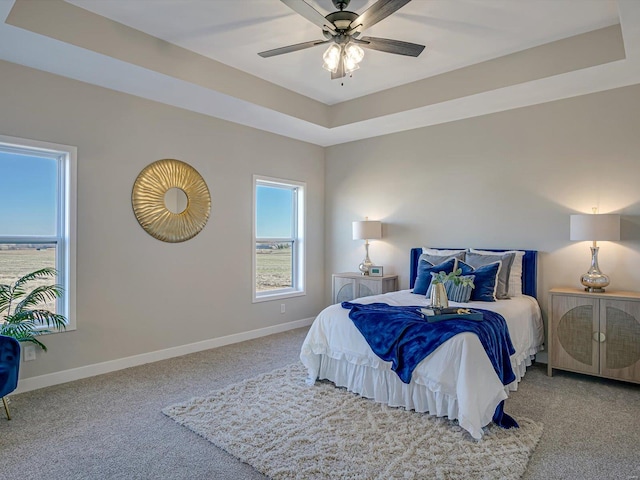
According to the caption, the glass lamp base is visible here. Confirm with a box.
[359,242,373,275]
[584,287,606,293]
[358,260,372,276]
[580,246,610,293]
[581,273,609,293]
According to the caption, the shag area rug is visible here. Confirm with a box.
[163,363,543,480]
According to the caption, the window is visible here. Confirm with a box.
[253,175,305,302]
[0,135,77,330]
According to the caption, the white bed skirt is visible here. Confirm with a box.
[306,345,540,439]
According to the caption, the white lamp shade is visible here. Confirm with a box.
[570,214,620,241]
[352,220,382,240]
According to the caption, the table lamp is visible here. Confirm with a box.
[570,209,620,292]
[352,218,382,276]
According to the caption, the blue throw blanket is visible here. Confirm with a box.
[342,302,518,429]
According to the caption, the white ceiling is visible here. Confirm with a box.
[1,0,640,146]
[63,0,620,105]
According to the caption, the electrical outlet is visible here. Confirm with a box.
[280,303,286,314]
[23,344,36,362]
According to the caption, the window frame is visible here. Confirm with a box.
[0,134,77,331]
[252,175,306,303]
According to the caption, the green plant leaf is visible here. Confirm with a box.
[0,268,67,352]
[11,268,57,292]
[0,284,12,314]
[15,284,64,312]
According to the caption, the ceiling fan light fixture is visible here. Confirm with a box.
[322,60,339,74]
[344,43,364,64]
[334,19,352,29]
[343,57,360,74]
[343,43,364,74]
[263,0,425,80]
[322,43,342,73]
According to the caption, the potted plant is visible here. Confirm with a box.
[0,268,67,351]
[430,268,475,308]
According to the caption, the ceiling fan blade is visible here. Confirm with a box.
[358,36,425,57]
[395,12,500,35]
[281,0,336,33]
[349,0,412,31]
[258,39,329,58]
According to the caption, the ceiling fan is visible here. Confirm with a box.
[258,0,425,79]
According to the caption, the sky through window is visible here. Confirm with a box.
[0,152,57,236]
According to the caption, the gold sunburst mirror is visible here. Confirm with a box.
[132,159,211,243]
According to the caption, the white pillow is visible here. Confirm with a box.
[422,247,466,256]
[468,249,525,296]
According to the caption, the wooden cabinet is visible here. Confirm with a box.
[332,273,398,304]
[548,288,640,384]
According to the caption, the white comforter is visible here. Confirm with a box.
[300,290,544,440]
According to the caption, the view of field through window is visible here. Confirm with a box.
[0,244,57,312]
[256,242,292,291]
[255,181,296,293]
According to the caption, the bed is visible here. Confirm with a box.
[300,248,544,440]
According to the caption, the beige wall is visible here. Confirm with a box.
[3,56,640,383]
[325,84,640,333]
[0,60,325,380]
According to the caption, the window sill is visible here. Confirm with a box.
[253,290,305,303]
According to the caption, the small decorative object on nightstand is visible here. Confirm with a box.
[548,288,640,384]
[369,266,383,277]
[332,272,398,304]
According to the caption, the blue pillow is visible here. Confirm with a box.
[412,258,456,295]
[445,275,475,303]
[459,260,501,302]
[465,251,515,299]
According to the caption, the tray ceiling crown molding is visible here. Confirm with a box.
[2,0,640,146]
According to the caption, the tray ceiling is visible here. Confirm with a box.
[1,0,639,146]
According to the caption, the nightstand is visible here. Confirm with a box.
[332,272,398,304]
[548,287,640,384]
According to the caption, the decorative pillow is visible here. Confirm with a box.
[445,275,475,303]
[418,251,465,268]
[469,249,525,296]
[426,274,475,303]
[459,260,501,302]
[465,251,515,299]
[421,248,466,256]
[412,258,456,295]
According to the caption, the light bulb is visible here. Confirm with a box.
[344,43,364,64]
[343,55,360,73]
[322,44,341,73]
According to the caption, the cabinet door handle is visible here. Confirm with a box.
[592,331,606,343]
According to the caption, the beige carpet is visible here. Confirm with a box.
[163,363,543,480]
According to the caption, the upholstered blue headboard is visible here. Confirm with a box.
[409,248,538,298]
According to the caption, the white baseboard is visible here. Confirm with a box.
[14,317,314,395]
